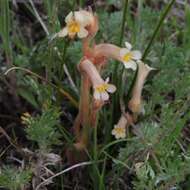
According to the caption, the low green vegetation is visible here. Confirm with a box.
[0,0,190,189]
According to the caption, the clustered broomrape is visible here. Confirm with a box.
[58,9,155,149]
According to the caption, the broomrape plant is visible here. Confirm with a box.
[1,0,189,189]
[57,9,154,147]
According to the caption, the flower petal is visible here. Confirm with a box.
[131,50,142,60]
[77,27,88,38]
[145,63,156,72]
[111,129,116,135]
[105,77,110,83]
[100,92,109,101]
[94,90,100,100]
[82,11,94,25]
[137,60,156,73]
[115,134,120,139]
[120,132,126,138]
[106,84,116,93]
[112,124,126,139]
[57,27,68,37]
[68,31,77,38]
[75,11,88,26]
[120,48,130,58]
[125,41,132,50]
[124,60,137,70]
[65,12,73,23]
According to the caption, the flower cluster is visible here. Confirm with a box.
[58,10,142,71]
[57,10,154,143]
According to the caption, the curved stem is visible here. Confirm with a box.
[73,59,92,147]
[75,78,91,148]
[5,67,78,107]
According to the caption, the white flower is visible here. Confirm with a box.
[58,11,92,39]
[79,59,116,101]
[93,78,116,101]
[111,125,126,139]
[120,42,142,70]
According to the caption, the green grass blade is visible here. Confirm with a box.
[119,0,129,46]
[142,0,176,60]
[0,0,12,63]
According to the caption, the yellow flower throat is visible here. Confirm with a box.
[96,84,108,93]
[115,127,125,134]
[68,21,80,33]
[123,52,132,62]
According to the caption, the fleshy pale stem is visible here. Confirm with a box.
[128,62,154,115]
[73,60,91,147]
[74,58,106,149]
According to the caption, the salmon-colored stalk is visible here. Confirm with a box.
[74,58,116,149]
[70,11,99,150]
[73,58,103,149]
[73,60,91,148]
[66,10,121,150]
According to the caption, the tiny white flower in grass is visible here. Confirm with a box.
[58,11,91,39]
[93,78,116,101]
[111,125,126,139]
[120,41,142,70]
